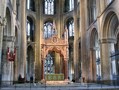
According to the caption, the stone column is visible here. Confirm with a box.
[13,0,16,13]
[34,0,41,81]
[100,38,116,83]
[19,0,26,78]
[0,0,6,84]
[0,22,4,84]
[64,58,68,80]
[99,0,106,13]
[55,54,60,73]
[73,0,80,82]
[11,0,17,82]
[80,0,88,82]
[39,0,43,81]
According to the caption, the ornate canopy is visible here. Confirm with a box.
[41,35,69,60]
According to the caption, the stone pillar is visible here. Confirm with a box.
[19,0,26,78]
[34,0,41,81]
[73,0,80,82]
[100,38,116,84]
[55,53,61,73]
[80,0,88,82]
[0,0,6,82]
[64,58,68,80]
[39,0,43,81]
[99,0,106,13]
[13,0,16,13]
[0,23,4,84]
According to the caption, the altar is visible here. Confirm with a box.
[45,74,64,81]
[41,33,69,81]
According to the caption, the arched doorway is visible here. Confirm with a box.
[90,29,100,82]
[26,46,34,81]
[101,11,119,83]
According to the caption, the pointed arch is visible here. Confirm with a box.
[4,7,11,36]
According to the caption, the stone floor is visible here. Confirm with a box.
[0,83,119,90]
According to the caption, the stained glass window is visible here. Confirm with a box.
[27,0,35,11]
[44,54,54,74]
[44,21,55,39]
[26,17,35,41]
[64,0,74,12]
[69,0,74,11]
[27,21,30,36]
[44,0,54,15]
[67,19,74,37]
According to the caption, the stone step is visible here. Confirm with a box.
[46,80,70,85]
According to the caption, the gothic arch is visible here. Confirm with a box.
[64,17,74,26]
[27,45,34,81]
[100,9,119,82]
[101,9,119,39]
[89,28,100,82]
[41,35,68,60]
[27,16,35,42]
[43,18,53,23]
[4,7,12,36]
[6,6,12,16]
[90,28,98,49]
[27,13,36,22]
[45,46,64,59]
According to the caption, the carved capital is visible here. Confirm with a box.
[99,38,116,44]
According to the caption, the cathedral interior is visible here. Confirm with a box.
[0,0,119,85]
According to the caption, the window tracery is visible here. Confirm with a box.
[44,21,55,39]
[67,18,74,37]
[44,0,54,15]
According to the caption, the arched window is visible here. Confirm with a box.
[4,8,11,36]
[64,0,74,12]
[66,18,74,37]
[69,0,74,11]
[27,21,30,36]
[44,0,54,15]
[26,17,35,42]
[44,21,55,39]
[88,0,96,25]
[27,0,35,11]
[95,34,101,79]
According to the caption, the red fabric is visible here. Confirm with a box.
[7,47,16,61]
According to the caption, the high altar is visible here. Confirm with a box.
[41,31,69,82]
